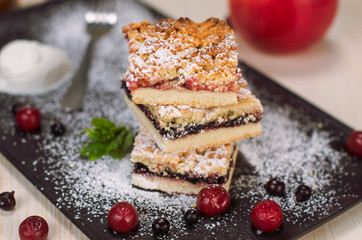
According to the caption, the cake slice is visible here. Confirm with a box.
[122,17,245,107]
[124,87,262,153]
[131,127,238,195]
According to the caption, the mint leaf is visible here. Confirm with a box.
[111,125,127,135]
[121,131,134,153]
[83,129,103,141]
[106,130,126,152]
[92,118,115,130]
[80,142,109,161]
[80,118,134,160]
[109,149,126,159]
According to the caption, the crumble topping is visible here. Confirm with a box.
[147,89,262,126]
[122,18,242,92]
[131,127,234,178]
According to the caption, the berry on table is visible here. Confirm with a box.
[295,184,312,202]
[0,191,16,210]
[197,185,230,216]
[346,131,362,157]
[19,215,49,240]
[15,107,41,132]
[12,102,25,116]
[51,120,66,137]
[264,178,286,197]
[251,200,283,232]
[184,209,199,225]
[152,217,170,235]
[107,202,138,233]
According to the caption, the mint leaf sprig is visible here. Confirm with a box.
[80,118,134,161]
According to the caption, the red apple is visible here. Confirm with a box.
[229,0,338,53]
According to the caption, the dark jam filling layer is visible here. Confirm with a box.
[122,84,262,139]
[146,108,262,139]
[133,162,230,185]
[140,105,262,139]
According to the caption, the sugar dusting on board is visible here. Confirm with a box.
[234,106,351,225]
[0,0,360,239]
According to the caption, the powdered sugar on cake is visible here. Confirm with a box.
[123,18,242,92]
[0,0,359,238]
[132,127,232,178]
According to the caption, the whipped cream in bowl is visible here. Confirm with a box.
[0,39,72,95]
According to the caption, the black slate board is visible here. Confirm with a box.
[0,0,361,239]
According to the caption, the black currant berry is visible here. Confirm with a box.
[51,120,66,137]
[265,178,286,197]
[12,103,24,116]
[295,184,312,201]
[0,191,16,210]
[184,209,199,225]
[152,217,170,235]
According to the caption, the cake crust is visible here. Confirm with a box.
[131,145,238,195]
[132,128,235,179]
[131,87,238,107]
[122,18,247,107]
[125,95,262,152]
[122,18,240,87]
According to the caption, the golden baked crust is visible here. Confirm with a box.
[131,146,238,195]
[131,127,235,179]
[122,18,243,93]
[125,94,262,153]
[130,87,238,107]
[147,89,263,128]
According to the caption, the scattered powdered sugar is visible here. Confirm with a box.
[157,105,183,118]
[0,0,360,239]
[232,104,353,225]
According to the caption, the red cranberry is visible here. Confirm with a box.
[107,202,138,233]
[296,184,312,202]
[264,178,286,197]
[197,185,230,216]
[0,191,16,210]
[346,131,362,157]
[251,200,283,232]
[15,107,41,132]
[152,217,170,235]
[19,216,49,240]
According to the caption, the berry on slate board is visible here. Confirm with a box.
[152,217,170,235]
[15,107,41,132]
[346,131,362,158]
[51,120,66,137]
[251,200,283,232]
[264,178,286,197]
[107,202,138,233]
[197,185,230,216]
[12,102,24,116]
[295,184,312,202]
[184,209,199,225]
[0,191,16,210]
[19,215,49,240]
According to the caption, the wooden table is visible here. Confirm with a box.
[1,0,361,239]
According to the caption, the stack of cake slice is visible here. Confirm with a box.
[122,18,263,194]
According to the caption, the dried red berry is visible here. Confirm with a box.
[19,216,49,240]
[197,185,230,216]
[107,202,138,233]
[15,107,41,132]
[251,200,283,232]
[346,131,362,157]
